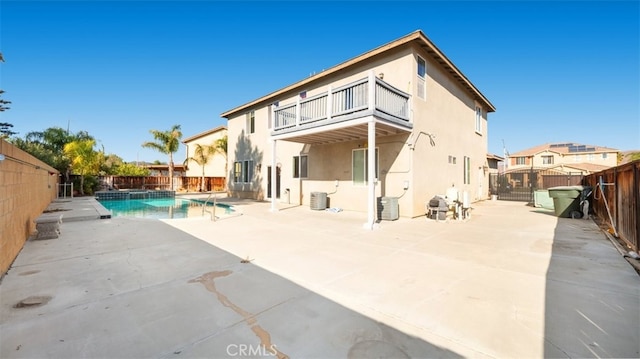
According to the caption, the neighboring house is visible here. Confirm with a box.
[182,125,228,178]
[486,153,504,174]
[145,164,187,177]
[221,30,496,228]
[506,142,619,174]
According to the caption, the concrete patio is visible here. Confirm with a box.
[1,197,638,358]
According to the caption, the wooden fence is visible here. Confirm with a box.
[583,160,639,252]
[98,176,226,192]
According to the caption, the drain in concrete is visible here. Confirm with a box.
[14,295,52,308]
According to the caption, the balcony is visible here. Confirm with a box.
[272,73,412,144]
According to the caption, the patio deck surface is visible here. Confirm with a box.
[1,196,638,358]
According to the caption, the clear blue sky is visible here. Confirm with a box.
[1,1,638,163]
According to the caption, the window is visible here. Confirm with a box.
[243,160,254,182]
[542,155,554,165]
[448,155,457,164]
[463,156,471,185]
[418,56,426,77]
[293,155,308,178]
[234,160,254,183]
[233,161,242,183]
[602,153,608,159]
[352,148,379,185]
[246,111,255,134]
[417,55,426,100]
[574,154,581,162]
[515,157,526,165]
[587,153,594,161]
[475,107,482,134]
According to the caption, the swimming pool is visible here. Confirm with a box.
[97,198,234,220]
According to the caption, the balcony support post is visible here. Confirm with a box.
[364,118,376,230]
[270,138,278,212]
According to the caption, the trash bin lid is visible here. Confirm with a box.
[548,185,591,198]
[548,185,591,191]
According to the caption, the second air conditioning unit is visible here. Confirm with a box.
[378,196,399,220]
[310,192,327,210]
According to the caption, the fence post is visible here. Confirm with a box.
[614,167,619,237]
[529,167,534,203]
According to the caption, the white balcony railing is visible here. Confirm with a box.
[273,73,410,132]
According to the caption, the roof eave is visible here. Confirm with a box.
[182,125,227,143]
[220,30,495,119]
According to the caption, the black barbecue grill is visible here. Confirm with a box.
[427,196,448,221]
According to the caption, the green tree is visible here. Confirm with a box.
[0,53,15,136]
[0,90,11,113]
[12,127,93,182]
[214,134,228,178]
[101,153,125,175]
[0,121,17,138]
[184,143,215,192]
[115,163,150,176]
[141,124,182,190]
[64,139,102,195]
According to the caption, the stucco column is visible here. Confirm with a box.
[365,119,376,230]
[270,138,278,212]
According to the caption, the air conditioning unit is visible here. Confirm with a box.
[310,192,327,210]
[378,196,399,220]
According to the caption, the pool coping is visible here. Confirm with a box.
[96,195,239,221]
[50,193,240,222]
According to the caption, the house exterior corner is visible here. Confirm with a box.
[222,30,495,220]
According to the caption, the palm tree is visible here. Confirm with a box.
[184,143,215,192]
[63,139,102,195]
[16,127,93,182]
[141,124,182,190]
[213,134,228,180]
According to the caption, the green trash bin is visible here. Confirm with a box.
[548,186,591,218]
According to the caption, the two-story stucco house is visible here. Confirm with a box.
[507,142,619,174]
[181,125,228,191]
[221,30,496,229]
[182,125,228,178]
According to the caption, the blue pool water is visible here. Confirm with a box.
[97,198,234,219]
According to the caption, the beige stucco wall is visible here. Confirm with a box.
[409,43,490,216]
[0,139,58,277]
[226,43,491,218]
[278,134,413,213]
[558,151,618,167]
[530,151,561,167]
[184,129,227,178]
